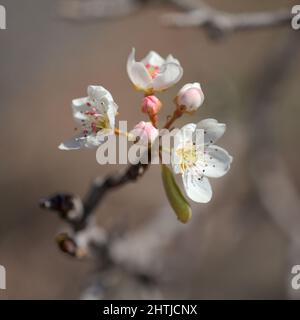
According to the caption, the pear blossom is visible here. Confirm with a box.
[130,121,158,146]
[176,82,204,113]
[127,48,183,94]
[59,86,118,150]
[171,119,233,203]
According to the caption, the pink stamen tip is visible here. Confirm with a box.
[91,122,97,133]
[85,111,96,116]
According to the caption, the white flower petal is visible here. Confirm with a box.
[106,104,117,129]
[166,54,180,65]
[88,85,114,103]
[58,136,85,150]
[182,169,212,203]
[181,123,197,134]
[129,62,153,90]
[88,86,116,114]
[127,48,152,89]
[141,50,165,67]
[100,96,117,114]
[59,128,114,151]
[195,118,226,145]
[59,135,103,150]
[171,145,183,174]
[174,123,197,145]
[198,145,233,178]
[152,62,183,91]
[72,97,90,122]
[171,161,182,175]
[178,83,193,96]
[178,82,201,96]
[85,134,104,148]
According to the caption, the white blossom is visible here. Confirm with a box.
[171,119,233,203]
[59,86,118,150]
[127,48,183,94]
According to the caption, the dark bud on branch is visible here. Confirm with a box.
[39,193,84,223]
[56,233,87,258]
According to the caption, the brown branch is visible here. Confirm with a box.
[169,0,204,11]
[164,3,292,38]
[82,162,149,227]
[59,0,142,20]
[58,0,292,39]
[40,161,149,232]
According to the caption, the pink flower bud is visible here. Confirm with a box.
[141,95,162,115]
[130,121,159,145]
[177,83,204,112]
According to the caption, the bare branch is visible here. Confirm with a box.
[169,0,206,11]
[40,161,149,233]
[59,0,142,20]
[163,4,292,38]
[82,162,149,228]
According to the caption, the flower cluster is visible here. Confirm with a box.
[59,49,233,222]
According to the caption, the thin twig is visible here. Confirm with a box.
[40,161,149,232]
[164,3,292,38]
[82,162,149,227]
[169,0,204,11]
[59,0,142,20]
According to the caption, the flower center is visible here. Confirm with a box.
[175,142,207,173]
[176,144,198,172]
[145,63,160,79]
[81,109,109,137]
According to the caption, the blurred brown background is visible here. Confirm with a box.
[0,0,299,299]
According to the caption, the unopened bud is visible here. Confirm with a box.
[130,121,158,146]
[141,95,162,115]
[176,83,204,113]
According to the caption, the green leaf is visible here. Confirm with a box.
[161,164,192,223]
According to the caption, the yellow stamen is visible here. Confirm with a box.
[176,144,199,173]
